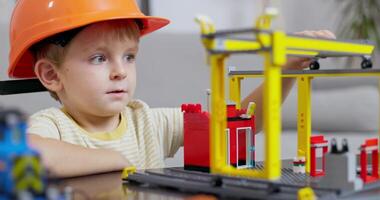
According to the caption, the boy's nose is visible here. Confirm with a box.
[110,63,127,80]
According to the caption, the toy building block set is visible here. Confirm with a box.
[122,4,380,200]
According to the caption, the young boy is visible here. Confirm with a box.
[7,0,334,177]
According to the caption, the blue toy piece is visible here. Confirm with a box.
[0,108,45,199]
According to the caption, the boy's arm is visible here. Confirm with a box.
[241,59,304,133]
[150,108,183,158]
[241,30,336,133]
[28,134,130,178]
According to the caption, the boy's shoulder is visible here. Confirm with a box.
[126,99,150,110]
[29,99,153,120]
[29,107,64,118]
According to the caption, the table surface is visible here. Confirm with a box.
[57,171,195,200]
[57,167,380,200]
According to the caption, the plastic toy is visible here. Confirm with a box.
[360,138,379,183]
[182,103,255,172]
[297,187,316,200]
[122,5,380,197]
[318,138,363,191]
[293,157,306,174]
[0,109,45,199]
[195,11,375,180]
[308,55,373,70]
[310,135,328,177]
[229,69,380,176]
[0,108,69,200]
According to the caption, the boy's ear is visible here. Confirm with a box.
[34,59,63,92]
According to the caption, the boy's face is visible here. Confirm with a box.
[57,23,138,117]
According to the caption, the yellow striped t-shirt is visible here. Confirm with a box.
[27,100,184,169]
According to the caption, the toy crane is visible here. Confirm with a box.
[195,5,375,181]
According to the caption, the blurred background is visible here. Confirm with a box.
[1,0,379,164]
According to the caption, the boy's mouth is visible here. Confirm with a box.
[106,89,127,94]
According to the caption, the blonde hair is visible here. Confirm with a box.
[33,19,141,101]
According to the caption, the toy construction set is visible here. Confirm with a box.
[122,5,380,200]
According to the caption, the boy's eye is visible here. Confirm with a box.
[90,55,107,64]
[124,54,136,63]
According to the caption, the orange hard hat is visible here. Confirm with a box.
[8,0,170,78]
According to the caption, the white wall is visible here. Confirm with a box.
[151,0,263,33]
[150,0,336,33]
[0,0,14,80]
